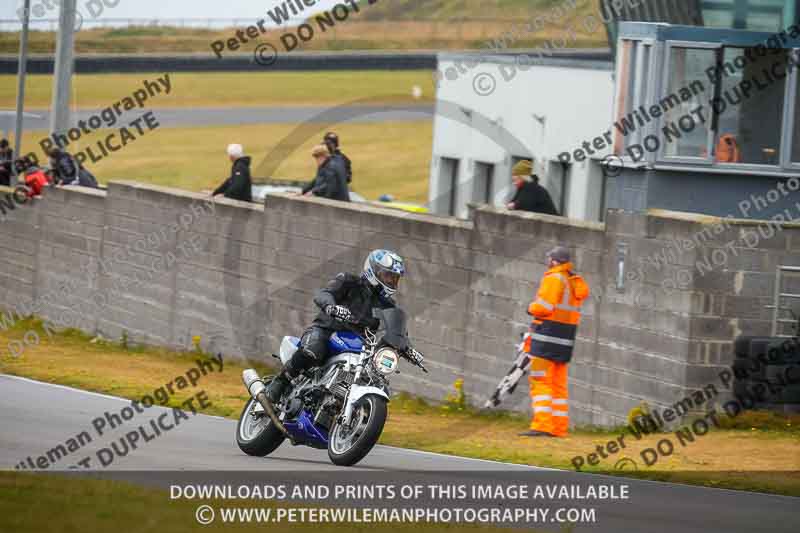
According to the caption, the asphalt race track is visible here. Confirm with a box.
[1,374,798,533]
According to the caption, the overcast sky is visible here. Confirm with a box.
[5,0,343,26]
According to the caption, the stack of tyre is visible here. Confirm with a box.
[733,336,800,414]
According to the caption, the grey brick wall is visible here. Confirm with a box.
[1,181,796,427]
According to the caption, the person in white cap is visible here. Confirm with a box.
[212,143,252,202]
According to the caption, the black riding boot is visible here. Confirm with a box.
[266,349,315,403]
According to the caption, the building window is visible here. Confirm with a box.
[791,56,800,162]
[546,161,571,216]
[702,0,796,32]
[662,46,716,160]
[439,157,460,216]
[653,41,796,172]
[472,162,495,205]
[714,47,788,164]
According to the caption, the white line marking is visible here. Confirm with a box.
[0,374,230,421]
[0,374,131,402]
[377,445,557,471]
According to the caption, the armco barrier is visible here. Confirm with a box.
[0,49,612,74]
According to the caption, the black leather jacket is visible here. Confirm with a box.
[312,273,394,331]
[213,156,252,202]
[302,156,349,201]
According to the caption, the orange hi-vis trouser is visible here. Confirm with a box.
[529,356,569,437]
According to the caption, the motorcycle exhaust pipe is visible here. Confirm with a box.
[241,369,291,439]
[242,369,266,399]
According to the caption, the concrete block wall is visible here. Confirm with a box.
[2,181,796,427]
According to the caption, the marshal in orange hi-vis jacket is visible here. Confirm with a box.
[522,246,589,438]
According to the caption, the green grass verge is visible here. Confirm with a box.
[15,120,433,204]
[0,472,508,533]
[0,71,436,110]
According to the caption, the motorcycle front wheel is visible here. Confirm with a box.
[236,394,286,457]
[327,395,387,466]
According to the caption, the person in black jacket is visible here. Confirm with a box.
[265,250,407,405]
[212,143,252,202]
[301,144,350,202]
[507,160,560,216]
[47,148,80,186]
[323,131,353,184]
[0,139,13,186]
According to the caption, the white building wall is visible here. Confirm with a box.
[430,53,615,221]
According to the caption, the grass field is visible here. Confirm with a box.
[0,472,508,533]
[0,1,606,54]
[0,71,436,110]
[3,71,435,203]
[1,317,799,496]
[15,119,433,203]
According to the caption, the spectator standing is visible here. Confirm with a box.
[20,157,50,198]
[507,160,560,216]
[520,246,589,438]
[48,148,80,186]
[0,139,13,186]
[302,145,350,202]
[212,143,252,202]
[323,132,352,184]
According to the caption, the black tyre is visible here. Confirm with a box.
[774,384,800,404]
[765,364,800,384]
[327,395,387,467]
[732,358,766,382]
[734,337,773,359]
[766,339,800,364]
[734,336,756,357]
[236,396,286,457]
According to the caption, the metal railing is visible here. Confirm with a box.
[771,265,800,337]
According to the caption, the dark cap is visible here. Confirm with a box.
[546,246,571,264]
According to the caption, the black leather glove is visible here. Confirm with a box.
[405,347,425,366]
[325,305,352,322]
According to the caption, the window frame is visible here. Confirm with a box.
[656,40,800,175]
[782,49,800,169]
[656,40,720,166]
[613,39,658,163]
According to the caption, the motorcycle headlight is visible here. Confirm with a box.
[372,347,399,375]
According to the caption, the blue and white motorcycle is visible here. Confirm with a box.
[237,308,427,466]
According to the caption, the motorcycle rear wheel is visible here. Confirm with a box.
[236,394,286,457]
[327,395,387,466]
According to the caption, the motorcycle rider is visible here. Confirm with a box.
[266,249,420,408]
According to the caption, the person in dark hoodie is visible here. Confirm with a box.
[47,147,80,186]
[323,131,352,184]
[0,138,13,186]
[507,160,559,216]
[212,143,252,202]
[301,144,350,202]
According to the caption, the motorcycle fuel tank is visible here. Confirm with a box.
[328,331,363,354]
